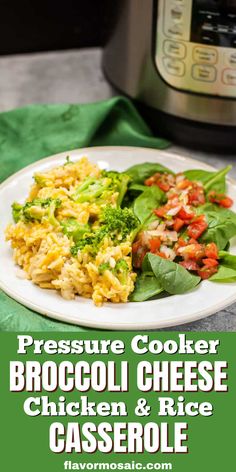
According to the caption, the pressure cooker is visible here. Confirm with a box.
[103,0,236,151]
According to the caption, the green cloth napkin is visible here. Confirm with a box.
[0,96,170,332]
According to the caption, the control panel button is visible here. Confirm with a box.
[222,69,236,85]
[164,40,186,59]
[192,64,217,82]
[193,47,217,65]
[167,22,184,37]
[170,5,183,21]
[225,52,236,68]
[163,57,185,76]
[163,0,191,41]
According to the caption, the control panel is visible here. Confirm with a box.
[155,0,236,97]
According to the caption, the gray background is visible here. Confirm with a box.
[0,48,235,331]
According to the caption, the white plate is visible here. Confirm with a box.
[1,146,236,330]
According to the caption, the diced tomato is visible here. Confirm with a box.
[208,191,233,208]
[156,251,167,259]
[173,217,185,232]
[188,188,205,206]
[178,207,195,220]
[149,172,177,192]
[168,192,178,200]
[132,248,147,269]
[158,181,170,192]
[176,179,191,190]
[149,238,161,253]
[145,173,172,192]
[178,237,188,247]
[205,242,218,259]
[132,239,149,268]
[197,266,218,280]
[179,260,199,271]
[219,197,233,208]
[145,177,154,186]
[187,215,208,239]
[132,240,141,253]
[154,206,167,218]
[208,191,217,203]
[202,258,219,267]
[180,243,205,260]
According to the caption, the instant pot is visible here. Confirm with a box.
[103,0,236,151]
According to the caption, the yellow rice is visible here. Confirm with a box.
[5,157,136,306]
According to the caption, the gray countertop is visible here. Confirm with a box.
[0,47,235,331]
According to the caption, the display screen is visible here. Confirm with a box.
[191,0,236,47]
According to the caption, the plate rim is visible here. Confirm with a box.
[0,277,236,330]
[1,145,236,330]
[2,145,236,191]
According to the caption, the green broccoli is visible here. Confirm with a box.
[100,207,139,240]
[98,259,129,284]
[12,202,23,223]
[72,171,130,206]
[98,262,110,274]
[115,259,129,272]
[46,199,62,226]
[61,218,90,242]
[101,171,131,207]
[114,259,129,284]
[72,176,112,203]
[70,234,96,256]
[12,198,61,225]
[71,207,139,257]
[33,174,48,187]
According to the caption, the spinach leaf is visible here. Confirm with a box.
[125,162,172,184]
[128,183,147,193]
[133,186,165,224]
[210,265,236,282]
[204,166,231,193]
[219,251,236,268]
[122,183,147,209]
[210,251,236,282]
[184,169,215,185]
[184,166,231,193]
[144,253,201,295]
[122,184,147,209]
[197,204,236,250]
[130,273,163,301]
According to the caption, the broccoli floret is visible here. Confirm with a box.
[12,198,61,225]
[115,259,129,272]
[98,262,110,274]
[33,174,48,186]
[72,176,112,203]
[101,171,131,206]
[114,259,129,285]
[70,234,96,256]
[71,207,139,257]
[72,172,130,206]
[12,202,23,223]
[46,199,61,226]
[98,259,129,284]
[101,207,139,240]
[61,218,90,242]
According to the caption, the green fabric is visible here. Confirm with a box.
[0,96,170,332]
